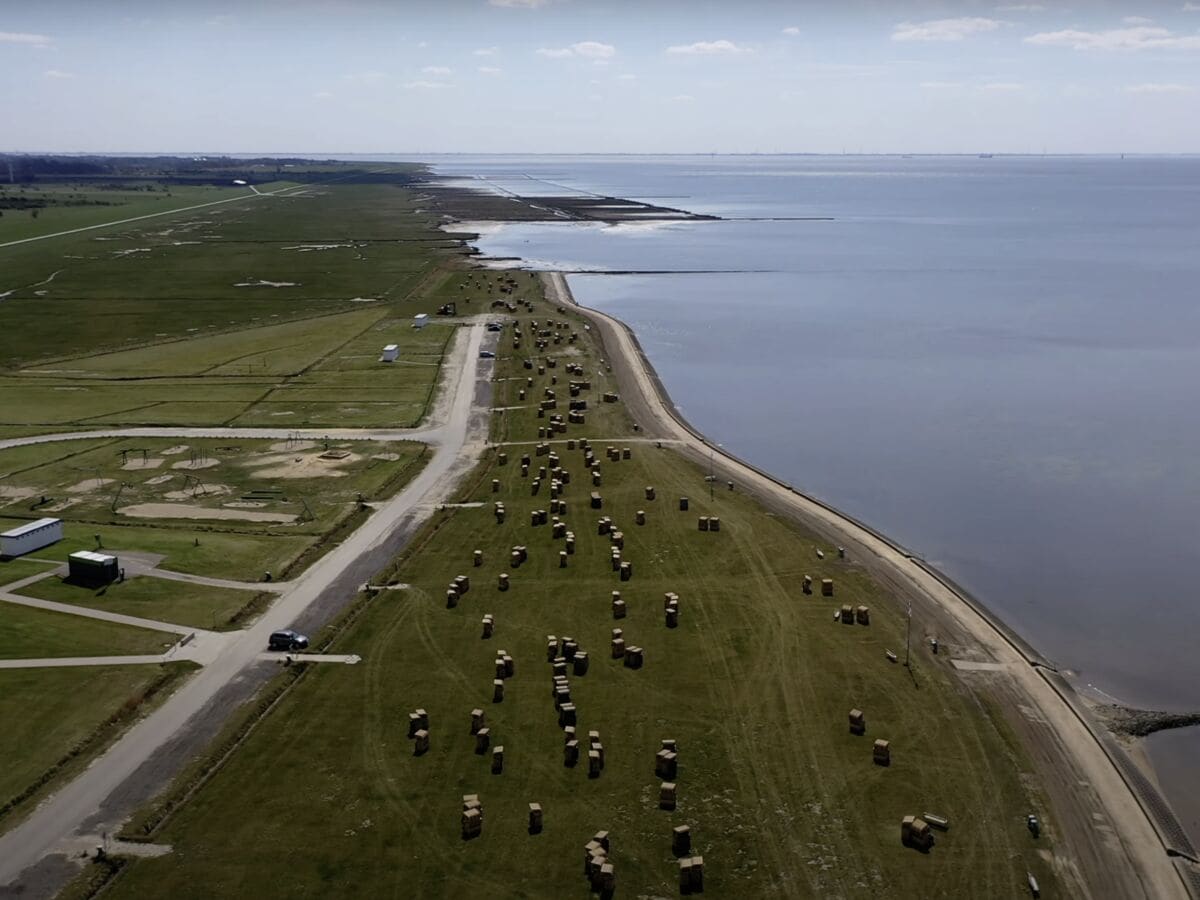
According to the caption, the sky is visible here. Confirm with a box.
[2,0,1199,154]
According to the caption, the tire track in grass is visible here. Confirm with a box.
[733,530,847,895]
[683,521,811,895]
[358,587,450,885]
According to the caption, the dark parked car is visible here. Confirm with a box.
[479,350,496,358]
[268,629,309,651]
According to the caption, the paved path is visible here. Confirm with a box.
[0,322,491,888]
[0,174,369,253]
[121,560,287,594]
[0,591,209,639]
[256,653,361,665]
[0,655,174,670]
[0,424,444,454]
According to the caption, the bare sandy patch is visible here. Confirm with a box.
[171,459,220,470]
[372,453,400,462]
[67,478,115,494]
[161,445,189,456]
[223,500,267,509]
[118,503,296,523]
[245,449,361,480]
[144,474,174,486]
[122,457,164,471]
[164,484,231,501]
[44,498,80,513]
[0,486,38,504]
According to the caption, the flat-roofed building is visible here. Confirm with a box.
[68,550,119,586]
[0,518,63,558]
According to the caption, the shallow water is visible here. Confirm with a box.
[414,153,1200,831]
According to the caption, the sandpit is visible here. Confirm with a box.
[244,449,361,480]
[161,445,189,456]
[0,486,38,504]
[118,503,296,523]
[171,459,220,470]
[145,475,174,485]
[67,478,115,494]
[122,457,164,471]
[44,498,80,512]
[224,501,267,509]
[164,484,231,501]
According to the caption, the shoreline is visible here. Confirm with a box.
[540,270,1198,898]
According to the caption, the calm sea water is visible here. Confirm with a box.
[413,154,1200,815]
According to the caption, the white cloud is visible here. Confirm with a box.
[920,80,964,88]
[1123,16,1155,25]
[474,46,499,56]
[422,65,453,75]
[666,39,752,55]
[782,26,801,36]
[1025,25,1200,50]
[996,3,1044,10]
[892,17,1003,42]
[1185,2,1200,11]
[477,66,503,75]
[0,30,51,47]
[573,41,616,58]
[489,0,551,7]
[1125,82,1194,93]
[982,81,1024,90]
[537,41,616,59]
[344,71,386,85]
[43,69,73,79]
[402,80,449,89]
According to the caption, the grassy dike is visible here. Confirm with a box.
[98,269,1058,898]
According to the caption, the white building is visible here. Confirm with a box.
[0,517,64,558]
[380,344,399,363]
[413,313,429,330]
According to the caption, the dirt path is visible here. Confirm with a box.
[543,272,1193,900]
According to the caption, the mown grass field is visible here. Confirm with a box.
[0,162,458,838]
[0,183,233,244]
[0,171,458,372]
[0,557,57,582]
[105,265,1058,898]
[0,603,176,659]
[0,436,426,535]
[18,518,314,583]
[0,663,194,829]
[14,575,260,632]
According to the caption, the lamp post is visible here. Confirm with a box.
[709,444,721,500]
[904,602,913,668]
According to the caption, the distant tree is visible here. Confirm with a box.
[30,209,38,219]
